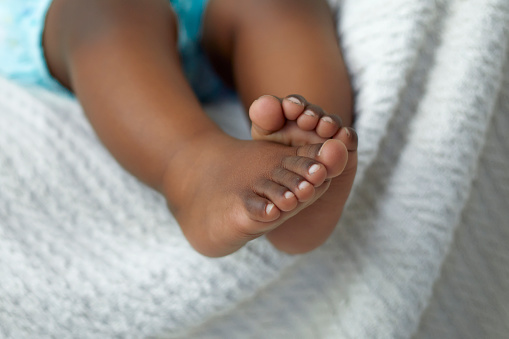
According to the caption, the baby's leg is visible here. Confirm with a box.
[203,0,357,253]
[43,0,347,257]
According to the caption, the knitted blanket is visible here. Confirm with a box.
[1,0,508,337]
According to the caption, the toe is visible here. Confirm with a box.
[296,104,324,131]
[282,94,307,120]
[281,156,327,187]
[255,179,298,212]
[296,140,348,178]
[316,115,342,138]
[243,190,281,223]
[297,109,320,131]
[249,95,285,134]
[333,127,358,152]
[271,167,316,202]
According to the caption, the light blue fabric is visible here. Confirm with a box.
[0,0,225,102]
[0,0,61,92]
[171,0,226,102]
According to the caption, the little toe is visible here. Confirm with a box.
[316,115,342,138]
[243,191,281,223]
[334,127,358,152]
[272,167,316,202]
[249,95,285,134]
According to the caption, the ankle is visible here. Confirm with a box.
[159,129,231,198]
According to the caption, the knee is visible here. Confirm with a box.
[53,0,178,47]
[45,0,179,88]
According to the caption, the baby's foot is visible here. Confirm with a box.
[249,95,358,254]
[250,94,346,146]
[162,133,348,257]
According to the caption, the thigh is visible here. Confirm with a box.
[202,0,351,120]
[202,0,336,56]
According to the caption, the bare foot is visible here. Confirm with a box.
[249,95,358,254]
[161,132,348,257]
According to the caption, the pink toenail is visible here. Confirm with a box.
[322,116,335,124]
[308,164,320,175]
[266,203,275,214]
[304,110,316,117]
[284,191,295,199]
[287,97,303,105]
[298,181,311,191]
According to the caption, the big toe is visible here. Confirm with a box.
[249,95,285,135]
[297,139,348,178]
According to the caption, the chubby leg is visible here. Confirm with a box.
[203,0,357,253]
[43,0,348,257]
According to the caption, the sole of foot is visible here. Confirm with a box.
[248,94,358,254]
[162,132,348,257]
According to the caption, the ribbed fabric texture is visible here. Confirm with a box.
[1,0,508,338]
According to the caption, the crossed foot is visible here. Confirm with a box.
[163,95,357,257]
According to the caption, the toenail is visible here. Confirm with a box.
[287,96,303,106]
[298,181,311,191]
[266,203,275,214]
[344,128,351,137]
[304,110,316,117]
[308,164,320,175]
[284,191,295,199]
[322,116,335,124]
[318,142,326,156]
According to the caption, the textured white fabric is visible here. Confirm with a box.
[1,0,508,338]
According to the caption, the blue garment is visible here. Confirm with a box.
[0,0,225,102]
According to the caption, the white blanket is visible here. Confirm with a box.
[1,0,508,338]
